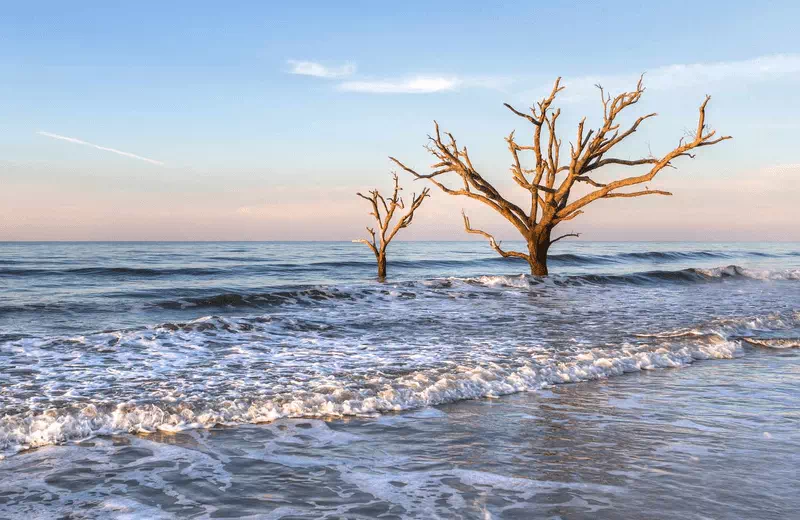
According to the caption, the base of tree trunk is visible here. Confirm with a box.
[377,256,387,280]
[528,233,551,276]
[529,263,548,276]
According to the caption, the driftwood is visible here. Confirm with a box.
[354,173,430,279]
[390,77,731,275]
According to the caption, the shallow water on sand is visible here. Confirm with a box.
[0,241,798,518]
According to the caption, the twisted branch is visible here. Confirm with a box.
[462,211,529,261]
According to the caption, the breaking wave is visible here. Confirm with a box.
[3,309,798,456]
[465,265,800,289]
[738,337,800,349]
[0,332,743,455]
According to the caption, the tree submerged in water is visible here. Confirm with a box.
[390,77,731,275]
[354,173,430,280]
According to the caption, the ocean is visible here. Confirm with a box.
[0,241,798,519]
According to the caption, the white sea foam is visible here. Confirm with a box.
[740,337,800,349]
[0,334,743,455]
[339,467,620,516]
[694,265,800,280]
[461,266,800,287]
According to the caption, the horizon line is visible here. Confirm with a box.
[1,239,798,244]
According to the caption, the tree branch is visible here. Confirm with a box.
[462,211,529,261]
[582,157,659,174]
[503,103,541,126]
[574,176,606,187]
[604,189,672,198]
[550,232,580,245]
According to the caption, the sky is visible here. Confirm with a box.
[1,1,799,241]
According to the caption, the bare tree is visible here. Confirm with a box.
[390,77,731,275]
[354,173,430,279]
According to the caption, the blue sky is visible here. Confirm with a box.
[1,1,799,240]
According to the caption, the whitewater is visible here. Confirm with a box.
[1,241,798,518]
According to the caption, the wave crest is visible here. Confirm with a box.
[0,336,743,455]
[463,265,800,289]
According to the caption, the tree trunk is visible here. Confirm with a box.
[376,251,387,280]
[527,229,551,276]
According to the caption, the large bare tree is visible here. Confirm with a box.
[355,173,430,279]
[390,77,731,275]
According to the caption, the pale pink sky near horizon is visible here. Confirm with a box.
[1,160,798,242]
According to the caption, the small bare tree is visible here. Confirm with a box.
[355,173,430,279]
[390,77,731,275]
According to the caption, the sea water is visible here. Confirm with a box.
[0,241,798,518]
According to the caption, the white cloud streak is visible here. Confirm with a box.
[338,76,461,94]
[288,60,356,78]
[37,131,165,166]
[286,57,511,94]
[527,54,800,103]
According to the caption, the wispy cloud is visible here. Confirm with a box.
[37,131,164,166]
[526,54,800,103]
[287,60,356,78]
[338,76,460,94]
[291,53,800,97]
[337,75,513,94]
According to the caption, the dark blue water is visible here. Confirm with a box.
[0,242,798,518]
[2,241,797,335]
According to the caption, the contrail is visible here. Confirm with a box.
[37,131,165,166]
